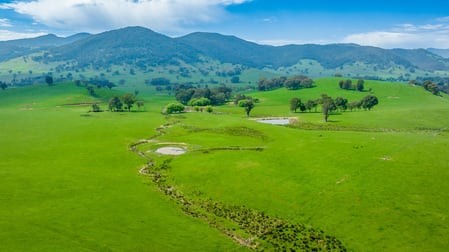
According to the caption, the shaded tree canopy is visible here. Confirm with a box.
[258,75,313,91]
[238,99,255,117]
[0,81,7,90]
[165,103,185,114]
[122,93,137,111]
[175,84,232,106]
[45,75,53,86]
[108,96,123,111]
[361,95,379,110]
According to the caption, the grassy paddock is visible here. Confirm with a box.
[0,84,241,251]
[1,78,448,251]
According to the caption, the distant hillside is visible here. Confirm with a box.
[0,33,91,61]
[2,26,449,76]
[392,48,449,71]
[176,33,416,69]
[48,26,200,67]
[176,32,277,67]
[427,48,449,58]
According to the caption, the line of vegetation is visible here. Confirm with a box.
[290,94,379,122]
[338,78,366,91]
[129,119,346,251]
[258,75,314,91]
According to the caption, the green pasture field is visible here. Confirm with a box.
[0,84,242,251]
[1,78,448,251]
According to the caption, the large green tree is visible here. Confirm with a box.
[45,75,53,86]
[122,93,136,111]
[320,94,336,122]
[165,103,185,114]
[334,97,348,112]
[108,96,122,112]
[361,95,379,110]
[0,81,7,90]
[238,99,255,117]
[356,79,364,92]
[290,98,301,112]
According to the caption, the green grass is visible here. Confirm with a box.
[1,78,449,251]
[0,84,241,251]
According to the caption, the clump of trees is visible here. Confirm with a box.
[45,75,53,86]
[108,93,140,112]
[258,75,313,91]
[164,103,185,114]
[422,80,440,96]
[0,81,8,90]
[290,94,379,122]
[91,103,102,112]
[147,77,170,86]
[175,84,232,106]
[338,78,364,91]
[410,79,448,95]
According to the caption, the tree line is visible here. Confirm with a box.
[290,94,379,122]
[103,93,144,112]
[258,75,313,91]
[338,79,365,91]
[174,84,232,106]
[409,79,442,96]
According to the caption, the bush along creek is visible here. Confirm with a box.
[129,117,347,251]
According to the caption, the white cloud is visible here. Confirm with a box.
[1,0,251,33]
[0,18,12,27]
[343,17,449,49]
[0,29,47,41]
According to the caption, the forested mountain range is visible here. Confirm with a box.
[1,26,449,75]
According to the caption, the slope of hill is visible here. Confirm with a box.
[48,26,201,67]
[1,26,449,85]
[0,33,91,61]
[392,48,449,71]
[25,26,449,73]
[427,48,449,58]
[176,32,277,67]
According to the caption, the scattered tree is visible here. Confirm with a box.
[290,98,301,112]
[334,97,348,112]
[238,99,255,117]
[86,85,96,96]
[188,97,211,106]
[206,106,213,113]
[45,75,53,86]
[165,103,185,114]
[122,93,136,111]
[91,103,101,112]
[348,100,362,111]
[108,96,123,111]
[136,100,145,110]
[230,76,240,83]
[360,95,379,110]
[356,79,364,92]
[423,80,440,95]
[305,99,318,112]
[0,81,7,90]
[320,94,336,122]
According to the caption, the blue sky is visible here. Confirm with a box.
[1,0,449,48]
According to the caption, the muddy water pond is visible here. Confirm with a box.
[155,147,186,155]
[256,118,290,125]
